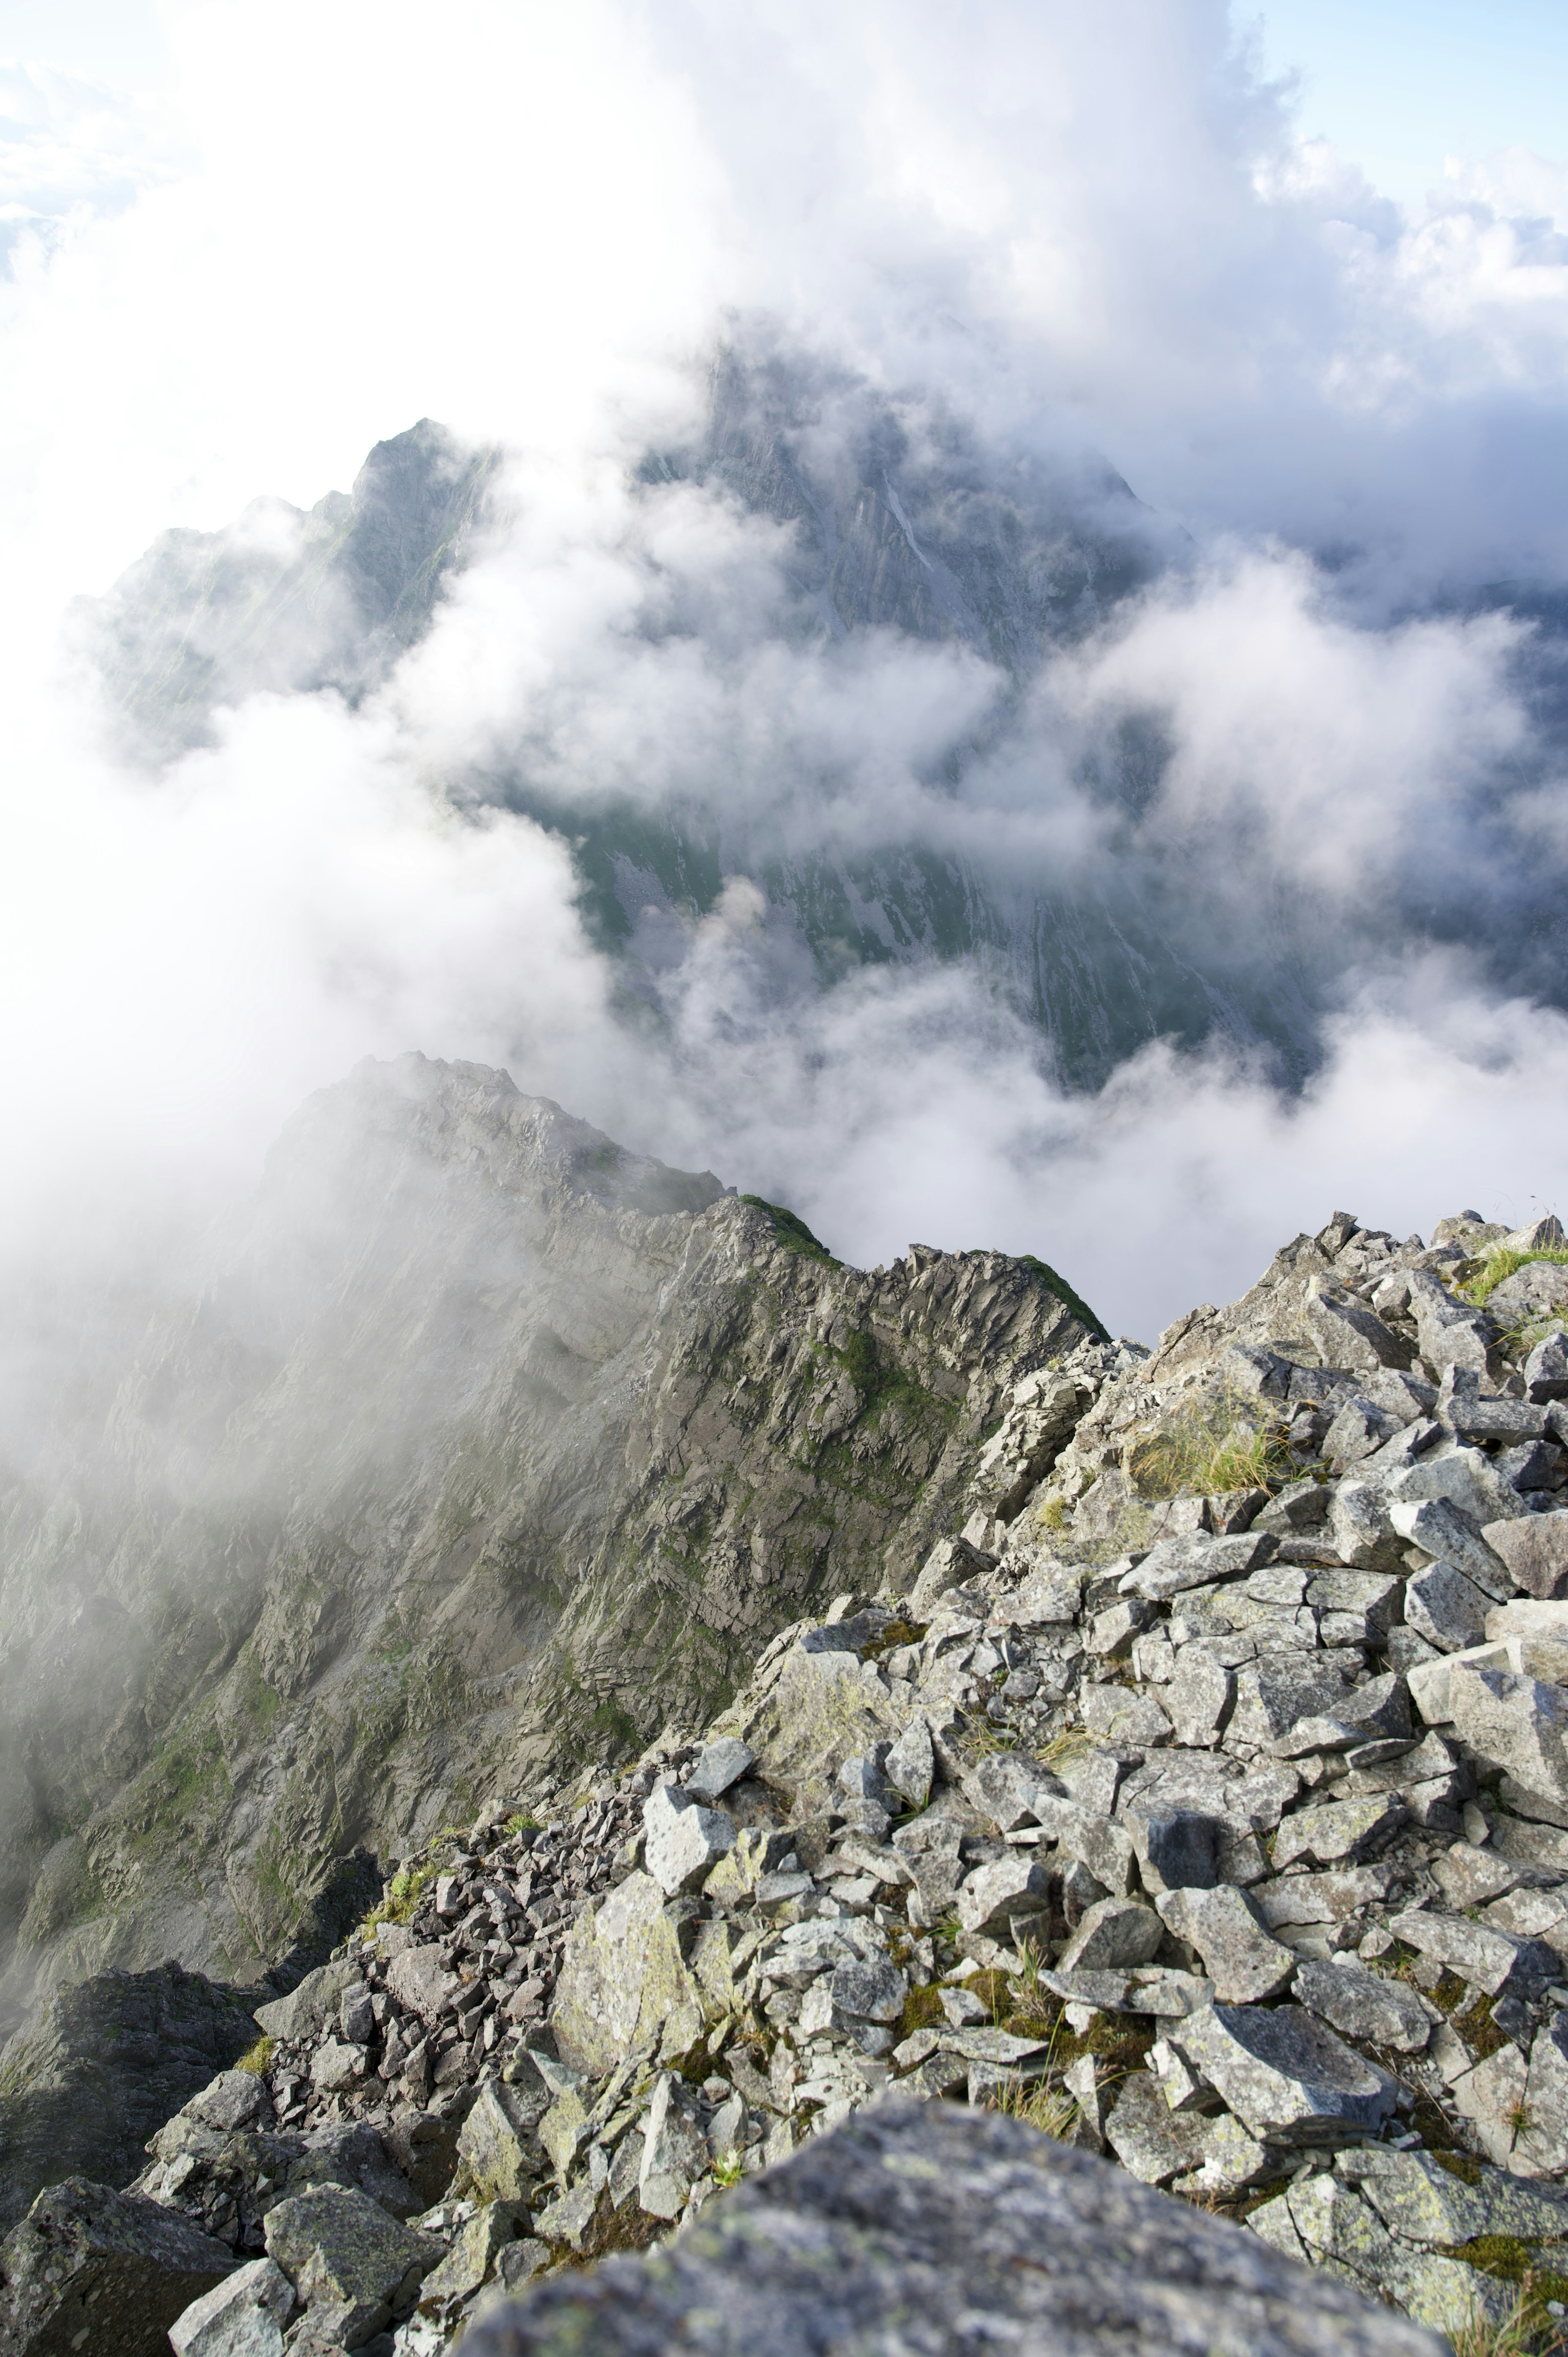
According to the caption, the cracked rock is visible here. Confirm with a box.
[1155,1886,1295,2004]
[1169,2003,1396,2144]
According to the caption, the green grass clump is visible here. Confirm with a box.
[1461,1246,1568,1307]
[1127,1386,1294,1502]
[739,1196,840,1267]
[235,2034,275,2076]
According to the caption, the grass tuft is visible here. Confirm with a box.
[1126,1385,1295,1503]
[1461,1246,1568,1307]
[235,2034,275,2076]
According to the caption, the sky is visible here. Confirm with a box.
[2,0,1568,1345]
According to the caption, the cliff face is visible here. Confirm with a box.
[0,1056,1097,2020]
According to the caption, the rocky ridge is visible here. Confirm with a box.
[11,1204,1568,2352]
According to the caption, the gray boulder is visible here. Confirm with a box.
[457,2099,1440,2357]
[1155,1886,1295,2004]
[684,1739,756,1804]
[262,2183,435,2345]
[0,2176,236,2357]
[1294,1957,1436,2052]
[1170,2004,1396,2143]
[1058,1900,1163,1974]
[642,1783,737,1895]
[1443,1661,1568,1811]
[1404,1559,1489,1652]
[1481,1509,1568,1599]
[252,1962,355,2047]
[169,2256,295,2357]
[548,1871,707,2075]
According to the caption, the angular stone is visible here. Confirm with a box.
[1102,2072,1209,2185]
[1388,1905,1544,1997]
[418,2202,527,2304]
[1450,2042,1530,2169]
[1118,1531,1274,1601]
[531,2179,597,2249]
[1227,1657,1356,1748]
[1432,1843,1521,1908]
[1307,1282,1411,1372]
[309,2038,365,2093]
[1388,1503,1512,1606]
[1271,1796,1407,1869]
[1125,1807,1221,1895]
[724,1643,908,1816]
[703,1825,794,1911]
[685,1738,757,1804]
[1028,1799,1138,1896]
[0,2180,237,2357]
[962,1753,1061,1833]
[1306,1574,1405,1648]
[957,1856,1052,1937]
[1407,1271,1499,1374]
[1339,2143,1564,2246]
[910,1534,996,1618]
[1329,1482,1404,1572]
[644,1783,738,1896]
[1446,1661,1568,1807]
[830,1957,907,2024]
[1481,1511,1568,1601]
[1162,1652,1233,1748]
[263,2185,434,2341]
[385,1945,459,2030]
[1156,1886,1294,2003]
[1079,1684,1172,1748]
[252,1960,356,2047]
[1058,1900,1163,1973]
[1405,1560,1490,1653]
[640,2074,708,2218]
[884,1718,934,1810]
[1387,1447,1526,1534]
[538,2088,590,2179]
[169,2257,295,2357]
[1294,1957,1434,2052]
[1526,1332,1568,1403]
[1170,2111,1275,2199]
[1488,1260,1568,1324]
[1517,2011,1568,2177]
[891,1816,965,1918]
[549,1871,707,2076]
[1087,1600,1157,1658]
[1171,2003,1396,2143]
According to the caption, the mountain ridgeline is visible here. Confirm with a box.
[0,1056,1098,2026]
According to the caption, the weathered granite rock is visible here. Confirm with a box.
[1058,1900,1163,1974]
[456,2083,546,2205]
[384,1947,459,2031]
[1406,1271,1499,1375]
[252,1963,355,2048]
[1103,2072,1210,2185]
[1170,2004,1396,2143]
[684,1739,756,1804]
[722,1646,907,1815]
[417,2204,527,2305]
[1307,1282,1411,1372]
[548,1871,706,2075]
[1388,1904,1550,1996]
[1119,1531,1274,1601]
[883,1718,934,1810]
[1481,1510,1568,1600]
[1517,2011,1568,2178]
[1163,1651,1234,1746]
[1155,1886,1295,2003]
[1294,1958,1435,2052]
[0,2176,236,2357]
[1404,1560,1490,1653]
[1443,1661,1568,1808]
[1270,1797,1408,1869]
[1125,1806,1221,1895]
[0,1965,260,2230]
[262,2183,434,2340]
[457,2100,1440,2357]
[642,1784,737,1896]
[956,1857,1051,1937]
[169,2256,295,2357]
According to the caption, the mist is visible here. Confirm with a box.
[3,0,1568,1359]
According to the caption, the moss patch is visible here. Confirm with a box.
[740,1196,840,1267]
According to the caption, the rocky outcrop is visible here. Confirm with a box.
[0,1963,258,2229]
[459,2101,1440,2357]
[0,1056,1098,2016]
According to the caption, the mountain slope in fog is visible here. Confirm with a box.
[0,1055,1095,2023]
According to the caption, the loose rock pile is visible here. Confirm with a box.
[11,1204,1568,2355]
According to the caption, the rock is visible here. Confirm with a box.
[253,1961,356,2047]
[1432,1842,1520,1907]
[703,1826,793,1910]
[1118,1531,1274,1601]
[883,1718,934,1809]
[1307,1281,1411,1372]
[457,2098,1440,2357]
[1450,2042,1531,2169]
[1294,1957,1434,2052]
[1526,1331,1568,1402]
[263,2184,434,2342]
[309,2039,365,2093]
[1388,1905,1550,1997]
[169,2257,295,2357]
[1058,1900,1163,1973]
[724,1643,906,1815]
[1102,2072,1210,2185]
[1251,1867,1391,1930]
[962,1753,1061,1833]
[548,1871,706,2075]
[684,1739,757,1804]
[457,2083,546,2204]
[1029,1799,1138,1895]
[384,1947,459,2031]
[1154,1887,1294,2003]
[911,1535,996,1618]
[1079,1685,1172,1747]
[956,1857,1052,1937]
[1329,1482,1404,1572]
[1270,1796,1408,1869]
[1518,2011,1568,2176]
[0,2177,237,2357]
[1445,1661,1568,1808]
[1481,1510,1568,1599]
[1087,1600,1158,1659]
[831,1957,907,2024]
[1124,1808,1221,1895]
[1170,2003,1396,2143]
[642,1784,737,1895]
[1407,1271,1499,1374]
[532,2179,597,2249]
[891,1816,966,1918]
[0,1965,262,2232]
[1404,1560,1490,1653]
[419,2203,527,2304]
[1389,1499,1513,1599]
[1387,1445,1526,1533]
[639,2074,708,2219]
[1162,1652,1234,1747]
[1488,1260,1568,1323]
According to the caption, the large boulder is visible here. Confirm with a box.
[0,2176,236,2357]
[457,2098,1440,2357]
[0,1964,260,2230]
[548,1872,707,2076]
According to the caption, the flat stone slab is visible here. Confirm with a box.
[458,2098,1441,2357]
[1172,2003,1397,2144]
[684,1738,757,1804]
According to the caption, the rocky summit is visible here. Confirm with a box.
[10,1121,1568,2353]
